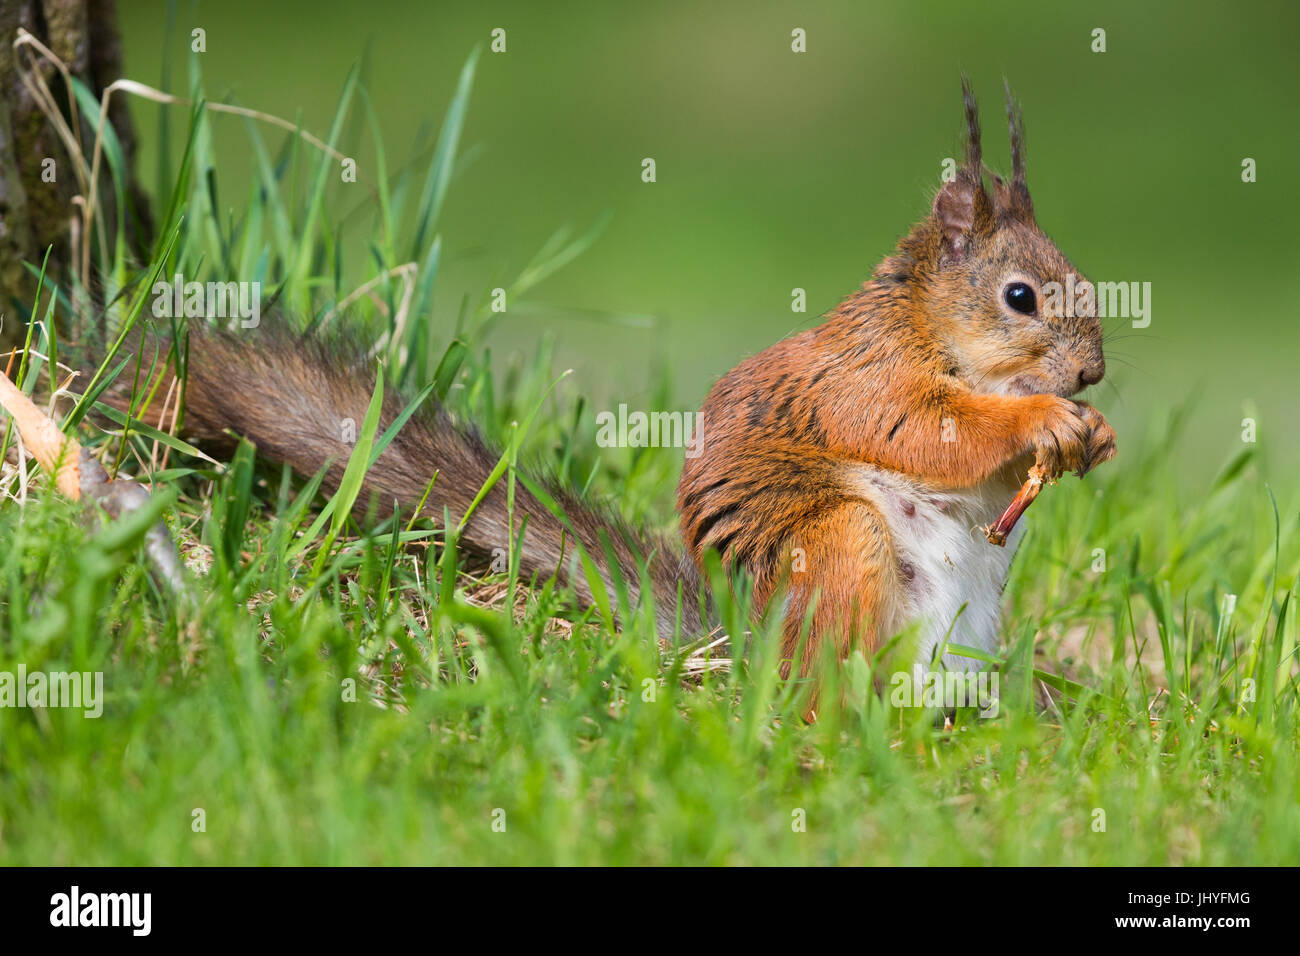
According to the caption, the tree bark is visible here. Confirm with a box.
[0,0,149,349]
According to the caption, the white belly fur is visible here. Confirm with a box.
[849,465,1024,673]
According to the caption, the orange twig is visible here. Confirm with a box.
[985,464,1051,546]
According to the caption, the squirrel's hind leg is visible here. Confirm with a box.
[774,500,905,696]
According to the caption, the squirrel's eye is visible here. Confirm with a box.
[1003,282,1037,315]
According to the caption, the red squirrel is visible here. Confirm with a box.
[678,81,1115,678]
[104,81,1115,695]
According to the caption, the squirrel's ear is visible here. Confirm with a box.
[932,77,993,263]
[934,174,991,261]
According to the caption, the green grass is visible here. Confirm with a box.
[1,45,1298,866]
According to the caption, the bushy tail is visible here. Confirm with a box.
[102,319,702,638]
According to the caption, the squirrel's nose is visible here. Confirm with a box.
[1078,364,1104,389]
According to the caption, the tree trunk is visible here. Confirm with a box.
[0,0,149,349]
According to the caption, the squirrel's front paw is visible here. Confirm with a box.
[1031,397,1115,479]
[1074,401,1116,476]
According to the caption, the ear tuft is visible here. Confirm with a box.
[961,74,982,173]
[996,79,1036,224]
[933,76,993,263]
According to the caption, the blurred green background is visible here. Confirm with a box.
[117,0,1300,476]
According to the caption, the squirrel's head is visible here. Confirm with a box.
[881,79,1105,399]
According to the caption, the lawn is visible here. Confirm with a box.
[0,43,1297,867]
